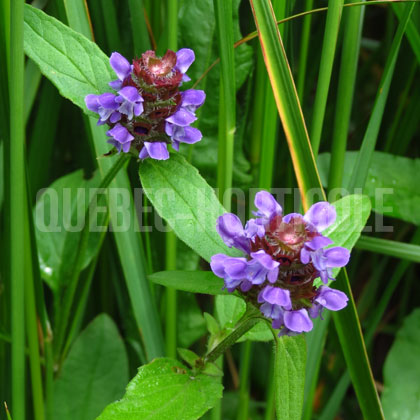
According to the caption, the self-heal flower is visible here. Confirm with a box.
[85,48,205,160]
[211,191,350,336]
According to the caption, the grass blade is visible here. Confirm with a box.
[296,0,314,101]
[10,0,26,418]
[249,0,324,210]
[347,3,415,191]
[328,2,365,190]
[392,2,420,64]
[310,0,344,157]
[356,236,420,263]
[128,0,151,53]
[214,0,236,209]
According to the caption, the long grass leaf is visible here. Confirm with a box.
[328,3,365,190]
[214,0,236,210]
[347,3,415,191]
[356,236,420,263]
[392,2,420,63]
[10,1,26,419]
[310,0,344,156]
[249,0,324,210]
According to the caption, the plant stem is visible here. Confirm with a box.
[205,305,262,365]
[236,341,253,420]
[10,0,26,418]
[164,0,178,359]
[24,209,45,420]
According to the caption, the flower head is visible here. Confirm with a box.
[211,192,350,336]
[85,48,205,160]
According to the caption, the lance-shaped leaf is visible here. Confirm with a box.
[23,4,113,115]
[139,152,240,262]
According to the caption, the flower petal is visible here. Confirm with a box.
[210,253,229,278]
[143,142,169,160]
[250,250,279,270]
[85,94,100,112]
[110,52,131,81]
[176,48,195,74]
[284,309,313,333]
[254,191,282,222]
[259,286,291,308]
[166,108,197,126]
[181,89,206,108]
[107,124,134,143]
[304,202,336,231]
[216,213,249,253]
[315,287,348,311]
[324,247,350,268]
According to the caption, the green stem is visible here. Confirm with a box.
[54,153,130,359]
[205,305,262,365]
[263,351,276,420]
[24,211,45,420]
[165,231,177,358]
[10,0,26,418]
[310,0,344,157]
[236,341,253,420]
[164,0,178,360]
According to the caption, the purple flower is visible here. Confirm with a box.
[107,123,134,153]
[85,93,121,125]
[304,201,336,231]
[115,86,144,120]
[181,90,206,112]
[253,191,282,225]
[216,213,251,254]
[175,48,195,82]
[109,52,132,90]
[309,286,348,319]
[210,191,351,336]
[85,47,205,160]
[311,247,350,284]
[138,142,169,160]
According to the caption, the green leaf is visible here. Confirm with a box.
[52,314,128,420]
[23,4,113,115]
[319,152,420,226]
[150,271,227,295]
[178,348,200,368]
[382,309,420,420]
[275,335,307,420]
[34,169,105,291]
[97,358,223,420]
[139,152,240,262]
